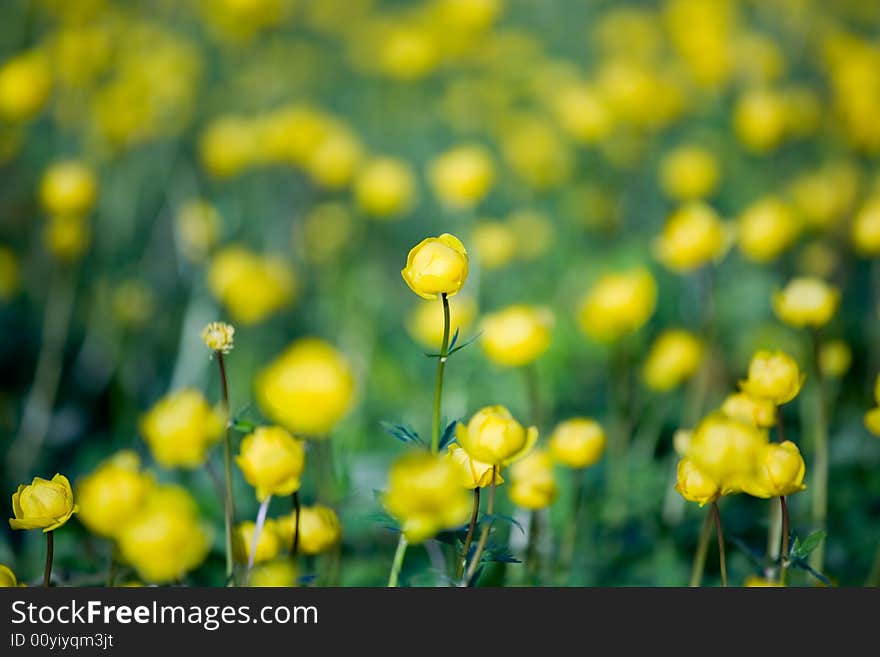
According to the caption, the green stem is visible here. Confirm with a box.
[457,487,480,580]
[106,546,118,587]
[431,293,451,454]
[216,351,236,587]
[809,331,829,574]
[43,531,54,588]
[780,496,790,586]
[245,495,272,585]
[465,466,497,585]
[557,468,586,585]
[689,508,714,587]
[712,502,728,587]
[387,534,408,588]
[525,510,540,585]
[291,491,301,558]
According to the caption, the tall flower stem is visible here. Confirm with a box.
[522,364,543,429]
[431,292,451,453]
[767,408,787,566]
[387,534,408,588]
[809,331,829,573]
[689,508,714,587]
[525,510,540,585]
[290,492,301,557]
[465,466,497,585]
[216,351,236,587]
[43,531,54,588]
[779,496,790,585]
[711,501,728,587]
[557,469,586,585]
[457,488,480,580]
[245,495,272,585]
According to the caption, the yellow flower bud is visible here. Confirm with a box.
[577,268,657,343]
[686,414,769,494]
[201,321,235,354]
[773,277,840,329]
[721,392,777,429]
[642,329,704,392]
[737,197,801,263]
[740,350,804,405]
[232,520,281,565]
[249,559,298,587]
[255,337,355,437]
[207,246,297,325]
[383,451,472,544]
[819,340,852,379]
[0,564,17,587]
[550,82,613,144]
[456,405,538,466]
[673,429,693,456]
[674,458,720,506]
[659,145,720,201]
[401,233,469,300]
[39,160,98,219]
[733,88,787,152]
[0,245,19,301]
[549,418,606,469]
[354,157,416,219]
[42,214,90,262]
[743,441,806,498]
[406,295,477,350]
[0,50,52,121]
[278,505,341,555]
[479,305,553,367]
[236,426,306,501]
[447,443,504,489]
[139,389,225,469]
[744,575,783,587]
[175,199,221,262]
[508,450,557,510]
[428,144,494,210]
[471,221,518,270]
[9,473,78,532]
[852,196,880,256]
[654,202,728,273]
[864,407,880,436]
[76,451,154,539]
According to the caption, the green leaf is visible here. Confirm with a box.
[481,545,521,564]
[380,421,424,446]
[448,327,461,351]
[791,530,826,560]
[438,419,459,450]
[231,419,257,433]
[482,513,525,535]
[447,332,481,356]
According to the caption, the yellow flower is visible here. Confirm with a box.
[654,202,728,273]
[175,199,221,262]
[139,389,225,469]
[721,392,777,429]
[354,157,416,219]
[42,214,90,262]
[642,329,704,392]
[305,124,364,189]
[0,564,17,587]
[659,145,720,201]
[447,443,504,489]
[378,24,439,81]
[249,559,298,587]
[406,295,478,350]
[508,450,557,510]
[733,88,787,152]
[428,144,494,210]
[686,414,769,494]
[819,340,852,379]
[117,484,210,583]
[236,426,306,501]
[456,405,538,466]
[207,246,296,325]
[199,115,258,179]
[383,451,472,544]
[674,458,721,506]
[852,196,880,256]
[0,246,19,301]
[479,305,553,367]
[744,575,783,587]
[9,474,77,532]
[277,505,341,555]
[471,221,518,270]
[577,268,657,343]
[743,441,806,498]
[772,277,840,329]
[255,338,355,437]
[401,233,469,300]
[232,520,281,565]
[549,82,614,144]
[673,429,693,456]
[740,350,805,405]
[39,160,98,218]
[549,418,606,469]
[76,451,154,539]
[201,321,235,354]
[865,407,880,436]
[737,197,801,263]
[0,50,52,122]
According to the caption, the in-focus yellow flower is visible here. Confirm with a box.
[577,268,657,343]
[255,338,355,437]
[674,457,721,506]
[659,145,720,201]
[456,405,538,466]
[471,221,518,270]
[721,392,777,429]
[733,88,787,152]
[9,474,77,532]
[76,451,153,539]
[772,277,840,329]
[549,418,606,469]
[277,505,341,555]
[744,575,783,587]
[354,157,416,219]
[743,440,806,498]
[236,426,306,501]
[42,214,90,262]
[0,564,17,587]
[740,350,805,405]
[0,246,19,301]
[139,389,225,469]
[175,199,221,262]
[201,321,234,354]
[39,160,98,218]
[406,295,477,350]
[654,202,728,272]
[207,246,296,325]
[479,305,553,368]
[383,451,472,544]
[685,414,769,494]
[737,197,801,263]
[642,329,704,392]
[0,50,52,121]
[819,340,852,379]
[249,559,298,587]
[447,443,504,489]
[232,520,281,565]
[428,144,494,210]
[508,450,557,510]
[852,196,880,256]
[401,233,469,300]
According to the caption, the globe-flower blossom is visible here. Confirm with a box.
[232,520,281,565]
[201,321,235,354]
[851,196,880,256]
[743,441,807,498]
[721,392,777,428]
[740,350,804,405]
[139,389,225,469]
[0,564,17,587]
[455,405,538,467]
[658,145,719,201]
[685,414,769,495]
[236,426,306,501]
[772,277,840,329]
[207,246,296,325]
[401,233,469,300]
[406,295,477,349]
[447,443,504,488]
[819,340,852,379]
[39,160,98,218]
[76,451,153,539]
[549,418,606,469]
[675,457,721,506]
[508,450,557,510]
[479,305,553,367]
[428,144,494,210]
[277,505,341,555]
[653,202,728,272]
[249,559,298,587]
[9,474,78,532]
[0,50,52,122]
[354,156,416,218]
[471,221,518,270]
[577,268,657,343]
[641,329,704,392]
[737,197,801,263]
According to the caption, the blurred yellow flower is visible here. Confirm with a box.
[788,161,859,231]
[0,50,52,122]
[456,405,538,466]
[201,321,235,355]
[721,392,777,428]
[9,474,78,532]
[43,214,90,262]
[772,277,840,329]
[865,407,880,436]
[577,268,657,343]
[674,457,720,507]
[471,221,517,270]
[737,197,801,263]
[175,200,221,262]
[447,443,504,489]
[499,114,572,190]
[479,305,553,368]
[673,429,693,456]
[76,451,153,539]
[0,564,17,587]
[740,350,804,405]
[236,426,306,501]
[249,559,298,587]
[383,451,472,544]
[819,340,852,379]
[0,246,18,301]
[199,115,258,178]
[659,146,720,201]
[40,160,98,218]
[664,0,736,89]
[508,450,557,510]
[406,294,477,350]
[733,88,787,152]
[744,575,783,587]
[139,389,225,469]
[401,233,469,300]
[258,104,333,166]
[278,505,341,555]
[549,82,614,144]
[354,157,416,219]
[549,418,606,469]
[851,196,880,256]
[378,24,439,81]
[207,246,296,325]
[743,441,806,498]
[654,202,728,272]
[305,124,364,189]
[232,519,281,565]
[428,144,494,210]
[642,329,704,392]
[686,414,769,495]
[255,337,355,437]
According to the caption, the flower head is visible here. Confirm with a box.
[577,268,657,343]
[653,202,728,272]
[549,418,606,469]
[0,564,17,587]
[642,329,704,392]
[250,559,298,587]
[9,474,77,532]
[401,233,469,300]
[685,414,769,494]
[721,392,777,428]
[428,145,494,210]
[455,405,538,466]
[675,458,721,506]
[277,505,341,555]
[740,350,804,405]
[737,197,801,263]
[76,451,154,539]
[139,389,225,469]
[659,145,719,201]
[39,160,98,218]
[354,156,416,219]
[772,277,839,329]
[508,450,557,510]
[447,443,504,488]
[207,246,296,325]
[479,305,553,367]
[743,441,807,498]
[236,426,306,501]
[201,321,235,354]
[232,520,281,565]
